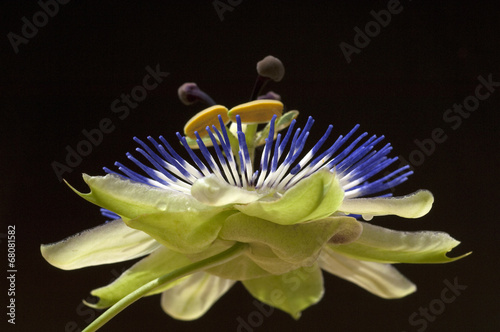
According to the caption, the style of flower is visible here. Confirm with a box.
[41,56,468,331]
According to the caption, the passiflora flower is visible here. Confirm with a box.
[41,56,469,331]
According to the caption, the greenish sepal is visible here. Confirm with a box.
[125,209,234,255]
[328,221,471,264]
[242,264,324,319]
[191,175,265,206]
[66,174,213,220]
[40,219,160,270]
[87,246,192,309]
[319,247,417,299]
[219,213,362,274]
[160,272,236,320]
[235,170,344,225]
[339,190,434,219]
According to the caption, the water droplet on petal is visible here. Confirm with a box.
[156,202,167,211]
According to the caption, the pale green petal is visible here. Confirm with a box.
[67,174,213,221]
[191,174,264,206]
[125,210,233,255]
[235,170,344,225]
[339,190,434,219]
[40,219,160,270]
[88,246,193,309]
[243,264,324,319]
[160,272,235,320]
[219,213,362,275]
[319,246,416,299]
[328,222,470,263]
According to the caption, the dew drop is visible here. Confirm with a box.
[156,202,167,211]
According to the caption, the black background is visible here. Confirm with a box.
[1,1,499,331]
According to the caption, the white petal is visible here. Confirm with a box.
[191,174,265,206]
[319,246,416,299]
[41,219,161,270]
[339,190,433,219]
[161,272,235,320]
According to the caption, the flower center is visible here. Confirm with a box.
[103,55,412,202]
[105,106,411,203]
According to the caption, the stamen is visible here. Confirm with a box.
[153,137,203,182]
[261,120,294,188]
[195,131,226,183]
[256,115,277,188]
[270,134,282,174]
[100,208,120,221]
[134,137,193,183]
[289,125,333,175]
[275,131,309,191]
[125,153,190,193]
[305,124,361,172]
[265,127,302,189]
[206,127,237,186]
[280,124,333,189]
[344,165,413,198]
[325,132,369,170]
[134,148,191,189]
[235,116,253,187]
[114,161,164,188]
[228,100,283,124]
[238,150,248,188]
[184,105,230,139]
[335,135,381,174]
[109,111,411,202]
[277,120,297,159]
[176,133,211,177]
[213,116,242,187]
[296,116,314,143]
[340,149,394,190]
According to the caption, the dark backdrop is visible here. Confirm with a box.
[1,1,499,331]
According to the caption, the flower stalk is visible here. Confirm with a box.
[83,242,248,332]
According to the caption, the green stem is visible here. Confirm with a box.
[83,242,248,332]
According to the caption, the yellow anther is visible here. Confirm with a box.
[183,105,230,139]
[228,100,283,124]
